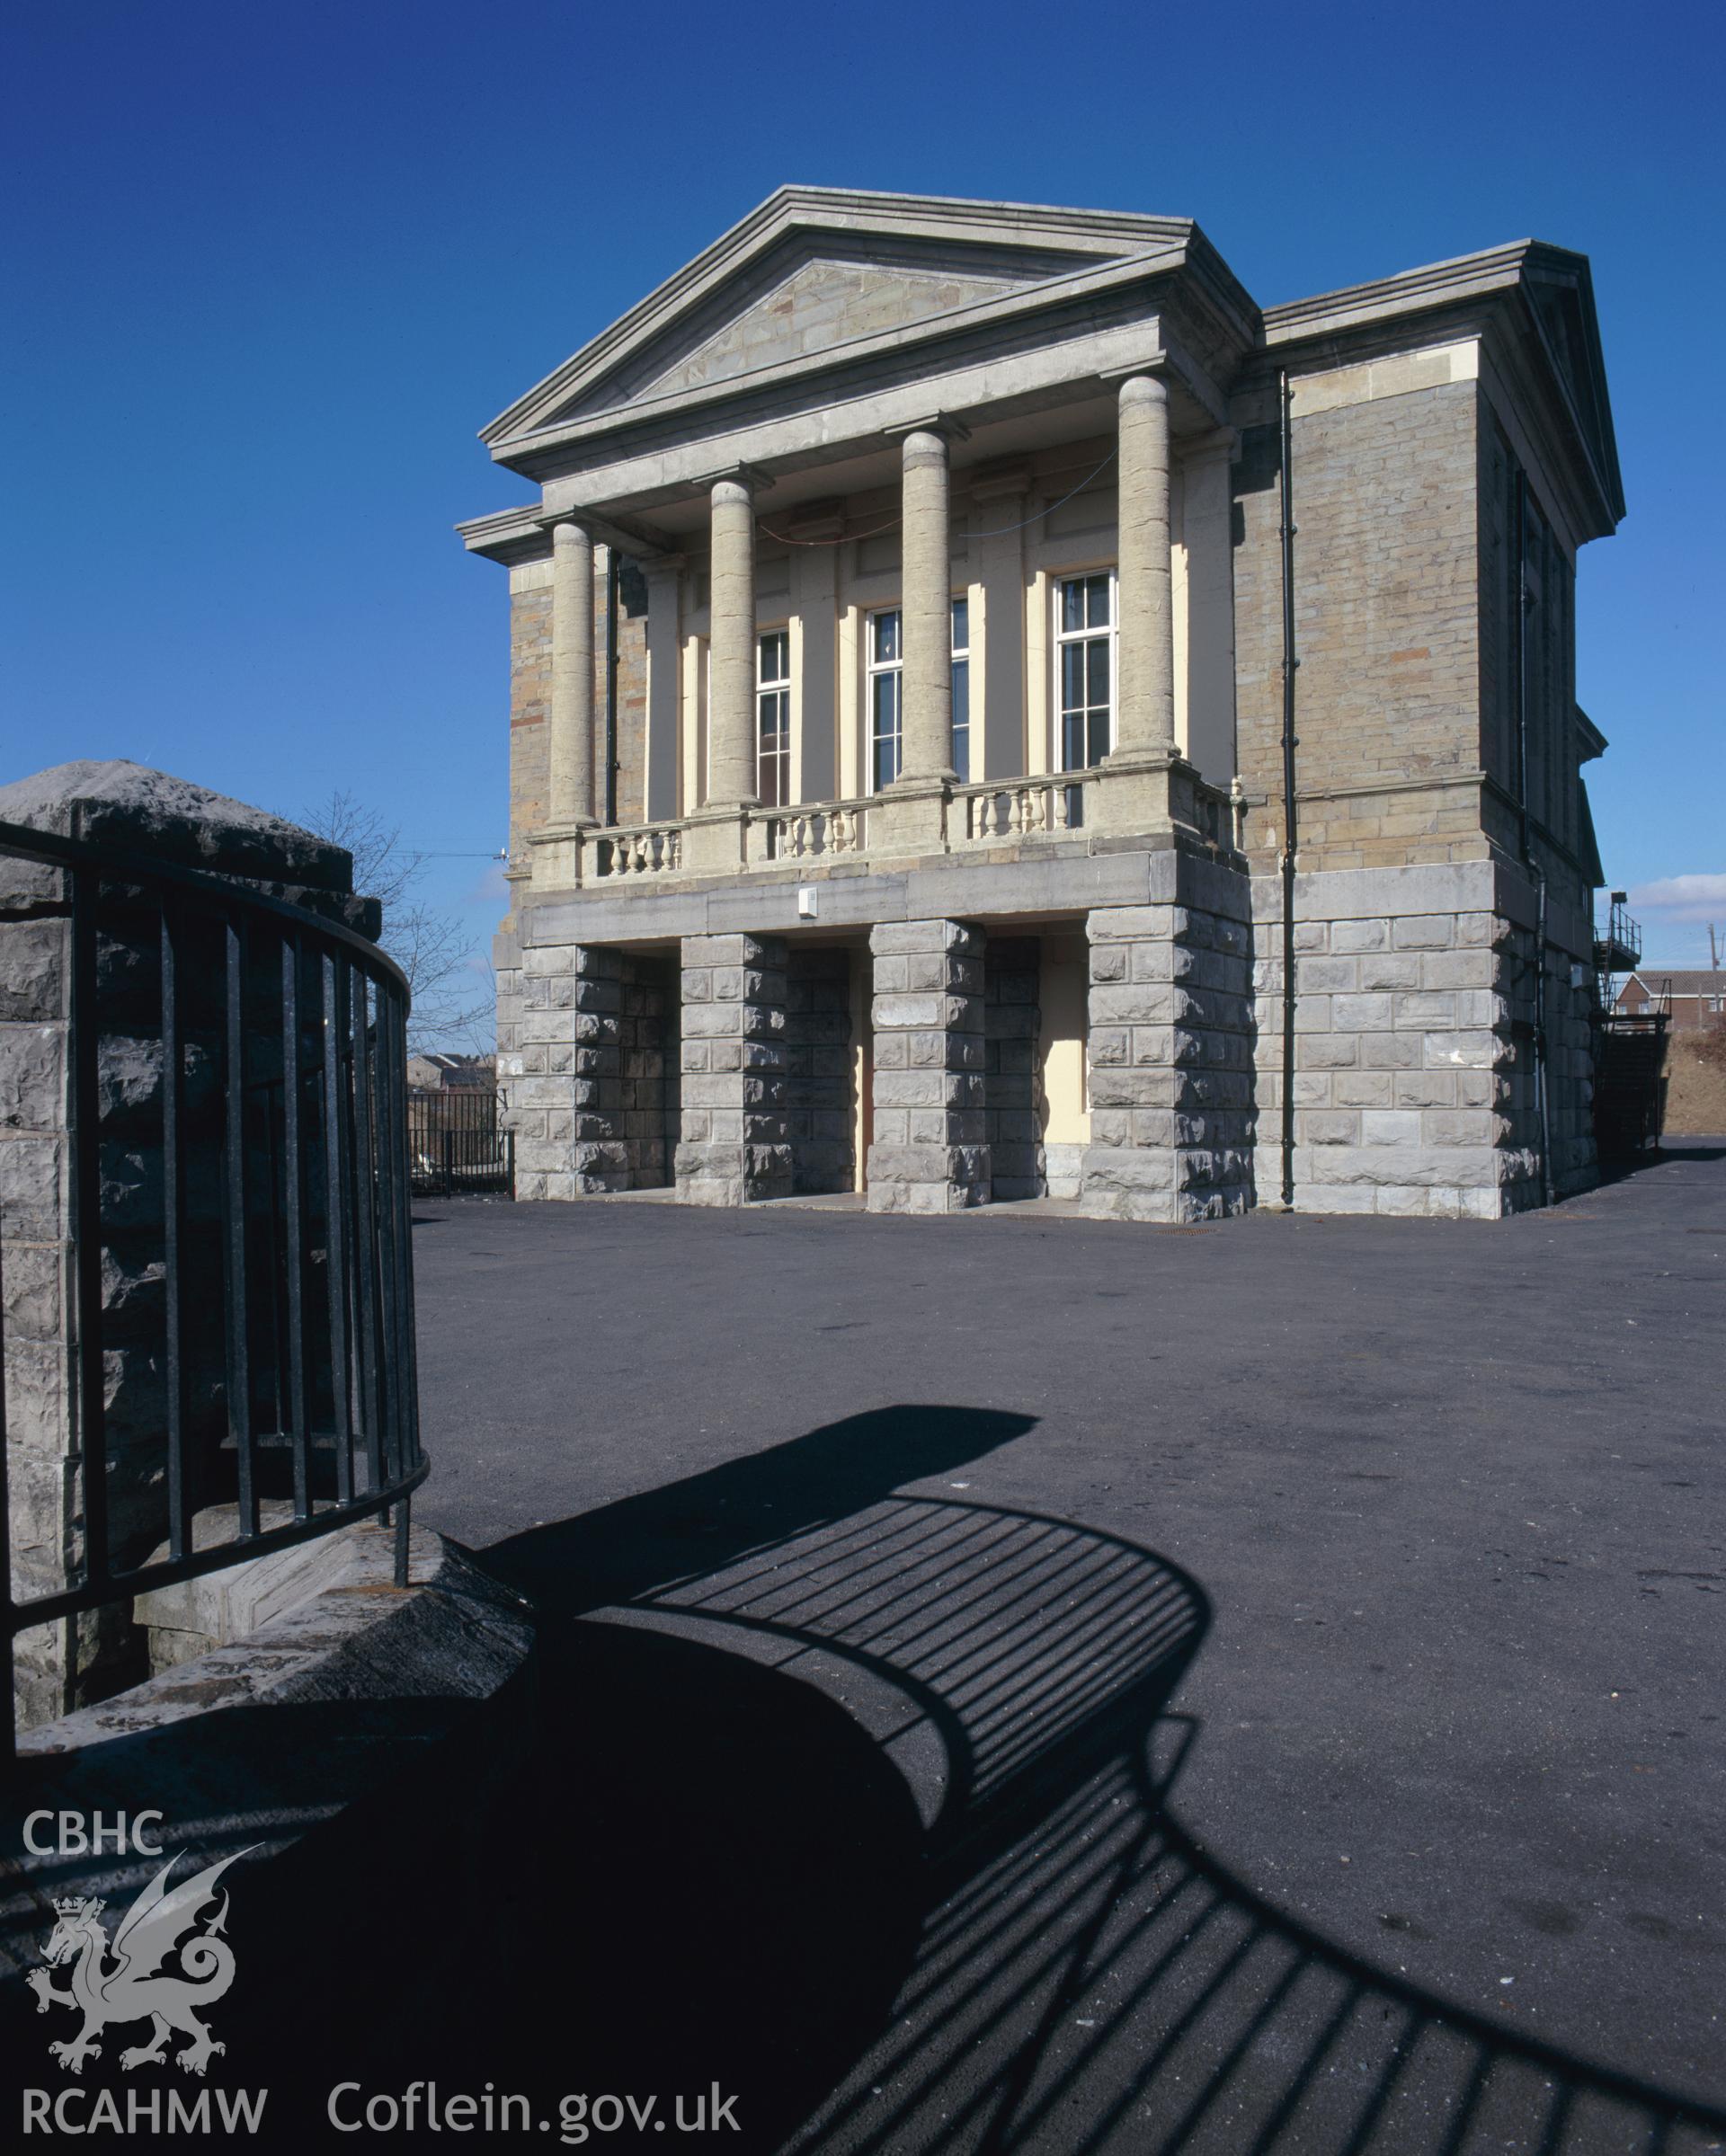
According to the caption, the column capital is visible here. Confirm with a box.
[1115,371,1170,411]
[1100,355,1168,386]
[705,463,773,501]
[886,413,971,445]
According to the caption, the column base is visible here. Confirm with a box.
[866,1144,990,1214]
[867,781,948,858]
[1081,854,1256,1222]
[1089,751,1213,841]
[680,807,752,877]
[674,933,791,1205]
[867,919,990,1211]
[675,1142,795,1207]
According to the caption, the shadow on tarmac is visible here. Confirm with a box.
[439,1405,1726,2156]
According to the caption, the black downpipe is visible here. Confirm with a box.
[1278,373,1300,1210]
[604,549,620,827]
[1511,473,1555,1206]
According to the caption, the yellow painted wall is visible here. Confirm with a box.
[1037,934,1090,1144]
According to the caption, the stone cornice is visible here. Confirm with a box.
[1259,240,1623,539]
[455,501,677,568]
[1260,242,1538,343]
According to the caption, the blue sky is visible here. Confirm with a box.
[4,0,1722,1001]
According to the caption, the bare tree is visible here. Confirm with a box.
[298,791,494,1054]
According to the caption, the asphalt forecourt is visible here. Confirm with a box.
[404,1143,1725,2154]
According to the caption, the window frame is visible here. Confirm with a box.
[1053,569,1117,772]
[866,606,903,793]
[756,626,792,808]
[950,594,972,785]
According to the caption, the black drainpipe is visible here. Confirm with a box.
[1278,372,1300,1210]
[1511,472,1554,1205]
[604,548,620,827]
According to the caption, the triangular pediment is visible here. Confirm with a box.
[551,241,1059,423]
[482,187,1197,450]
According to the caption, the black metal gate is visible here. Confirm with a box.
[407,1085,513,1197]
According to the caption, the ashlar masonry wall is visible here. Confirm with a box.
[1252,861,1595,1218]
[1232,365,1490,874]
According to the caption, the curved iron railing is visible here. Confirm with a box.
[0,816,426,1756]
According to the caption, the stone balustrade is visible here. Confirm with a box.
[953,773,1091,845]
[755,800,871,865]
[592,821,684,878]
[528,761,1240,894]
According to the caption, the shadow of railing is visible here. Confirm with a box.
[474,1408,1726,2156]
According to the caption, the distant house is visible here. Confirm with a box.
[406,1051,496,1091]
[1615,972,1726,1033]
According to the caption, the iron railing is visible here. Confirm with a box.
[0,816,427,1757]
[408,1084,513,1197]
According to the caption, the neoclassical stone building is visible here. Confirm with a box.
[459,188,1623,1219]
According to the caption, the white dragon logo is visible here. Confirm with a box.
[26,1845,257,2077]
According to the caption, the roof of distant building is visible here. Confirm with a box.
[1619,971,1726,997]
[410,1051,495,1084]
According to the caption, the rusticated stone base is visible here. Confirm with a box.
[867,919,990,1213]
[1250,860,1597,1219]
[1081,852,1256,1223]
[505,943,676,1199]
[675,933,792,1205]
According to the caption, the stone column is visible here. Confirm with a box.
[1115,375,1176,758]
[897,429,956,785]
[676,934,789,1204]
[707,478,759,809]
[548,519,597,828]
[866,920,989,1213]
